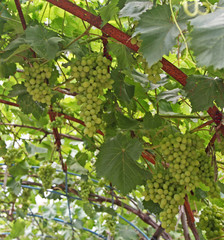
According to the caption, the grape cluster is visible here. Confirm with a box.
[104,214,117,236]
[79,179,95,201]
[50,116,65,128]
[66,54,114,137]
[4,148,22,166]
[19,188,31,214]
[137,55,163,83]
[143,171,185,232]
[52,102,74,116]
[23,62,53,105]
[160,133,205,192]
[143,132,220,232]
[197,151,220,198]
[160,133,219,194]
[198,205,224,239]
[130,36,142,47]
[38,164,56,190]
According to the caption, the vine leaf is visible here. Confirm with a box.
[25,142,48,157]
[157,88,183,104]
[119,0,152,21]
[143,112,164,129]
[9,160,29,178]
[117,224,138,239]
[9,219,25,238]
[16,93,47,119]
[108,42,135,69]
[25,25,64,60]
[116,112,139,130]
[184,75,224,112]
[143,200,162,215]
[111,70,135,102]
[7,179,21,196]
[135,5,190,67]
[99,0,119,26]
[96,134,145,195]
[190,9,224,69]
[8,84,27,97]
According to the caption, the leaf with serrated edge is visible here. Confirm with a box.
[135,5,190,67]
[96,134,145,195]
[184,75,224,112]
[190,9,224,69]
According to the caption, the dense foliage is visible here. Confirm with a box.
[0,0,224,239]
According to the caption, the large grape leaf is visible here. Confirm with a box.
[96,134,146,194]
[99,0,119,26]
[25,25,64,60]
[190,9,224,69]
[17,93,47,119]
[184,75,224,112]
[119,0,152,20]
[135,5,190,67]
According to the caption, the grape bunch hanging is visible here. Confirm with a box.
[137,55,163,83]
[67,54,114,137]
[198,204,224,239]
[24,62,53,105]
[143,132,220,232]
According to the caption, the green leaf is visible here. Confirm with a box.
[25,142,48,157]
[0,37,30,62]
[131,69,149,88]
[69,162,88,174]
[9,160,29,178]
[119,0,152,20]
[143,112,164,129]
[0,62,16,78]
[25,25,64,60]
[83,203,95,218]
[184,75,224,112]
[96,134,145,194]
[99,0,119,26]
[10,219,25,238]
[218,182,224,194]
[42,204,57,219]
[7,179,22,196]
[108,42,135,69]
[135,5,190,67]
[194,188,208,200]
[8,84,27,97]
[143,200,162,215]
[73,219,83,230]
[17,93,47,119]
[116,224,138,239]
[157,88,182,104]
[116,112,139,130]
[111,70,135,102]
[190,9,224,69]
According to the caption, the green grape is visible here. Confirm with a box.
[38,164,56,190]
[159,132,217,194]
[66,53,113,137]
[19,188,31,214]
[104,214,117,236]
[23,62,53,105]
[137,55,163,83]
[79,179,95,201]
[50,116,65,128]
[4,148,22,165]
[198,205,224,239]
[143,170,186,232]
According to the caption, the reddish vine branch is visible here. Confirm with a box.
[0,122,83,142]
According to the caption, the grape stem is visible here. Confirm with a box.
[0,122,83,142]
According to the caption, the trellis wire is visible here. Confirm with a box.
[0,182,150,240]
